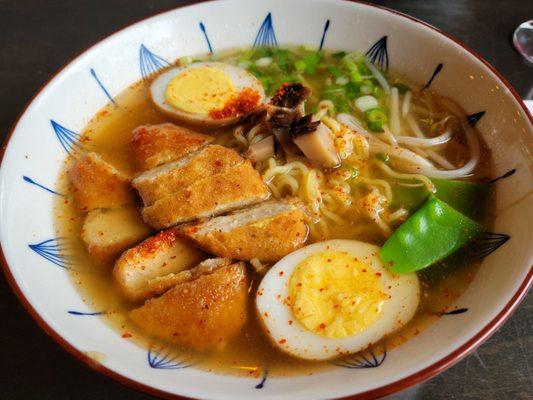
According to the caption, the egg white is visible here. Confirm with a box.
[256,239,420,360]
[150,61,264,126]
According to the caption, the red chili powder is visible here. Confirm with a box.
[209,88,260,119]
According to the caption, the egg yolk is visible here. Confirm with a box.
[165,66,236,114]
[288,251,387,338]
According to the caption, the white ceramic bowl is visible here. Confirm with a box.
[1,1,531,399]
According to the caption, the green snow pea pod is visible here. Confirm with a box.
[380,196,483,273]
[431,179,491,221]
[391,178,491,222]
[390,184,428,213]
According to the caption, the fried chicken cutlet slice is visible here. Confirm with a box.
[131,123,213,170]
[130,259,247,350]
[141,160,270,229]
[180,199,308,262]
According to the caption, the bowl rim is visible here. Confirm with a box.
[0,1,531,399]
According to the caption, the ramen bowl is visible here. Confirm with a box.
[1,0,531,399]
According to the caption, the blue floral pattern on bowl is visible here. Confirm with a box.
[254,13,278,48]
[29,238,71,269]
[333,346,387,369]
[148,347,193,370]
[139,44,170,81]
[51,120,81,155]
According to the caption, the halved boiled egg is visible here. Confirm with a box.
[256,239,420,360]
[151,61,264,127]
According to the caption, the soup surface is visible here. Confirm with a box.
[54,47,493,378]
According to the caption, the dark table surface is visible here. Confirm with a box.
[0,1,532,399]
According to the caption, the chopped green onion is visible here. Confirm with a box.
[345,82,361,100]
[332,51,347,58]
[260,77,274,92]
[341,58,359,72]
[323,85,345,95]
[295,60,306,73]
[252,47,272,59]
[362,79,375,89]
[299,44,316,52]
[349,167,359,179]
[361,85,373,95]
[336,99,351,113]
[178,56,193,65]
[327,66,342,78]
[367,121,383,131]
[276,49,289,71]
[237,51,253,62]
[303,53,321,75]
[376,153,390,163]
[373,85,383,98]
[349,70,363,83]
[365,108,388,132]
[277,74,297,86]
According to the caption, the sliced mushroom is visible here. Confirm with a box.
[234,83,314,162]
[269,83,311,109]
[244,135,275,162]
[292,115,340,168]
[267,106,303,159]
[236,107,268,130]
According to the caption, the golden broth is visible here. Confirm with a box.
[54,54,492,379]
